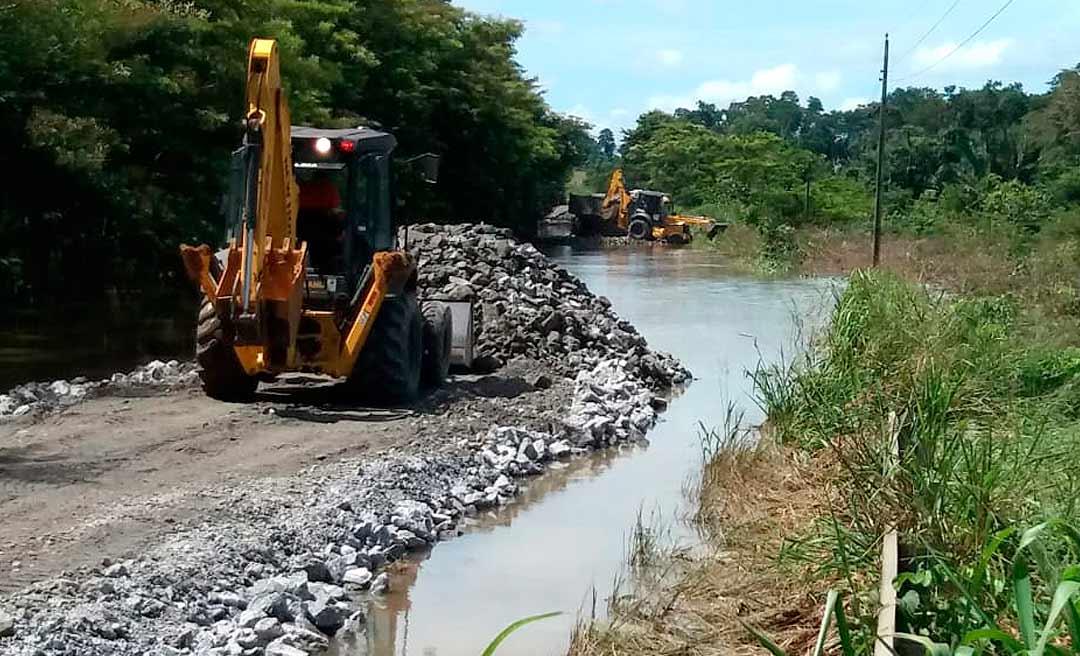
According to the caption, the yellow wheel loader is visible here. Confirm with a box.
[180,38,472,403]
[555,169,727,243]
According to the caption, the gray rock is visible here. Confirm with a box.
[248,591,290,622]
[233,628,261,650]
[0,609,13,637]
[253,617,283,643]
[103,562,129,578]
[549,440,572,458]
[303,559,331,584]
[280,572,313,600]
[265,639,309,656]
[369,572,390,595]
[308,582,348,601]
[342,567,372,587]
[280,622,329,651]
[237,607,265,629]
[304,596,346,635]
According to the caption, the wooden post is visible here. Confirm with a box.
[805,172,812,223]
[873,34,890,267]
[875,412,900,656]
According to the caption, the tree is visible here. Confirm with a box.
[597,128,616,160]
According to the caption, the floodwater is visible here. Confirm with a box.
[0,297,195,390]
[351,246,835,656]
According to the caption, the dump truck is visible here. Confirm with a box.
[545,169,725,243]
[180,38,472,403]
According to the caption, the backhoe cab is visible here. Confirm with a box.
[180,38,470,404]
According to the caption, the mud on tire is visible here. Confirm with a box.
[349,291,423,405]
[421,301,453,387]
[195,296,258,401]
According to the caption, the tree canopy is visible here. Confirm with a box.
[604,65,1080,238]
[0,0,591,304]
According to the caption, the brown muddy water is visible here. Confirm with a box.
[342,246,835,656]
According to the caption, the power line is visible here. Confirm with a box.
[895,0,962,64]
[895,0,1019,83]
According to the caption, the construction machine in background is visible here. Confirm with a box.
[544,169,726,244]
[180,38,472,403]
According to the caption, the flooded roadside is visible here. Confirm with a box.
[353,246,834,656]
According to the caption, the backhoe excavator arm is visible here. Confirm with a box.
[180,38,306,374]
[600,168,633,231]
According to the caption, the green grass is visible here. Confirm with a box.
[753,269,1080,650]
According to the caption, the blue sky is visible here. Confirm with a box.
[454,0,1080,135]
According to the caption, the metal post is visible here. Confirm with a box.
[873,34,889,267]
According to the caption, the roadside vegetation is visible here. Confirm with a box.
[578,64,1080,283]
[571,270,1080,655]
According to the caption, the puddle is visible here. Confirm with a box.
[342,246,835,655]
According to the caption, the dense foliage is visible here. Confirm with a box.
[0,0,591,305]
[756,270,1080,652]
[588,67,1080,264]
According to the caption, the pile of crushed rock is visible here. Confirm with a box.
[0,360,198,418]
[0,359,666,655]
[408,223,690,388]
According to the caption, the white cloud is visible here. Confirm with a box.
[912,39,1014,71]
[647,63,798,112]
[566,104,594,123]
[527,19,565,38]
[656,49,684,68]
[839,97,870,111]
[610,108,630,118]
[815,71,842,93]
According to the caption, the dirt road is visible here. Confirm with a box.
[0,366,559,595]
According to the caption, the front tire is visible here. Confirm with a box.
[195,296,258,401]
[421,302,453,387]
[348,291,423,405]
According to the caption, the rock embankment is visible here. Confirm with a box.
[409,223,689,388]
[0,223,689,656]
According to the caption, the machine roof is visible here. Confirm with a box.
[291,125,396,152]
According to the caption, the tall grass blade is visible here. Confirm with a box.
[1032,580,1080,656]
[962,627,1026,652]
[1014,558,1038,650]
[1019,523,1050,552]
[1065,602,1080,656]
[833,592,855,656]
[811,590,839,656]
[742,621,790,656]
[970,527,1016,597]
[480,612,561,656]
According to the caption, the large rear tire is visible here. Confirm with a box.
[195,296,258,401]
[349,291,423,405]
[421,301,453,387]
[628,218,651,240]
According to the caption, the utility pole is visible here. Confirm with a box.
[873,34,889,267]
[804,169,812,223]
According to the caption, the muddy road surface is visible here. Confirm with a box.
[0,364,566,595]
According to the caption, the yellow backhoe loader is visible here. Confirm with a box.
[180,38,472,403]
[549,169,725,244]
